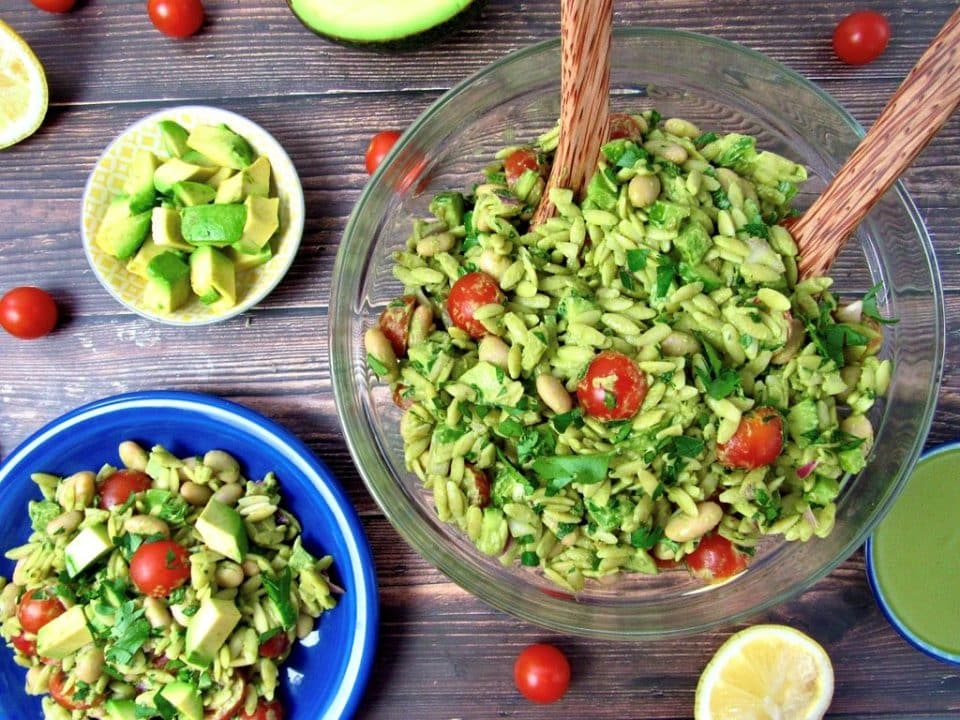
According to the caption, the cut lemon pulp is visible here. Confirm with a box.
[0,19,48,150]
[694,624,834,720]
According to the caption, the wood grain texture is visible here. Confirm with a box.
[1,1,959,719]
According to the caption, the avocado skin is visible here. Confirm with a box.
[288,0,484,52]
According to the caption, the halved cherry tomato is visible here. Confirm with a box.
[685,532,748,582]
[463,465,490,508]
[392,384,414,410]
[503,148,541,184]
[17,589,65,634]
[211,679,247,720]
[49,671,101,710]
[608,112,643,141]
[717,406,784,470]
[148,0,204,38]
[365,130,402,175]
[11,633,37,656]
[576,350,648,421]
[0,286,58,339]
[129,540,191,598]
[258,632,290,659]
[98,469,152,509]
[514,643,571,704]
[29,0,76,12]
[778,214,801,232]
[378,295,417,357]
[447,271,504,339]
[833,11,891,65]
[239,699,284,720]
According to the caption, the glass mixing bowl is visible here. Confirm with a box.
[330,28,944,639]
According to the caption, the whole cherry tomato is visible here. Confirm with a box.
[11,633,37,656]
[258,632,290,659]
[685,532,748,582]
[503,148,541,184]
[49,671,101,710]
[29,0,76,12]
[99,469,152,509]
[716,406,784,470]
[608,112,644,141]
[378,295,417,357]
[0,286,58,339]
[833,11,891,65]
[576,350,648,421]
[514,643,571,704]
[365,130,401,175]
[17,589,65,634]
[129,539,191,597]
[447,271,504,339]
[147,0,205,38]
[239,699,284,720]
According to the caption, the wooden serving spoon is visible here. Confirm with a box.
[794,6,960,279]
[532,0,612,225]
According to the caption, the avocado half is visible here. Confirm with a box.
[288,0,483,49]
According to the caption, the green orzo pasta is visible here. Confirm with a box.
[366,110,893,591]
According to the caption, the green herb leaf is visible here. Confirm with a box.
[552,408,584,433]
[629,525,663,550]
[619,269,635,290]
[655,257,677,298]
[626,248,649,272]
[498,418,523,438]
[694,131,719,149]
[366,354,389,377]
[154,692,178,720]
[671,435,705,459]
[105,600,151,667]
[711,188,731,210]
[262,567,296,631]
[532,454,610,487]
[520,551,540,567]
[861,283,899,325]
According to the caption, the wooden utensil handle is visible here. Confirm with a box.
[532,0,613,225]
[796,6,960,279]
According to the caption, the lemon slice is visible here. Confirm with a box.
[0,19,48,150]
[694,624,834,720]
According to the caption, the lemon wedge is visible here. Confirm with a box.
[694,624,834,720]
[0,19,48,150]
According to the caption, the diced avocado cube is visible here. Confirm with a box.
[36,605,93,659]
[196,498,248,563]
[190,246,236,309]
[144,251,191,314]
[227,241,273,271]
[64,523,113,577]
[94,196,152,260]
[214,171,246,204]
[122,148,159,213]
[127,238,184,279]
[243,155,272,197]
[157,681,203,720]
[184,597,242,667]
[240,195,280,249]
[171,180,216,207]
[181,149,216,167]
[186,124,254,170]
[206,166,236,190]
[181,204,247,247]
[154,158,217,194]
[104,698,138,720]
[158,120,191,158]
[151,205,192,250]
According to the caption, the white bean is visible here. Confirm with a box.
[204,450,241,484]
[212,483,244,506]
[118,440,149,471]
[124,515,170,538]
[536,374,573,414]
[215,562,245,588]
[664,501,723,543]
[46,510,83,536]
[478,335,510,369]
[627,174,661,208]
[478,250,512,281]
[364,328,399,378]
[57,471,96,510]
[144,597,173,628]
[75,645,105,684]
[179,481,212,506]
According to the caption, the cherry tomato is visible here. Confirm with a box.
[685,532,748,582]
[833,11,891,65]
[211,679,247,720]
[17,590,65,634]
[463,465,490,508]
[129,540,191,598]
[147,0,205,38]
[447,271,504,339]
[717,406,784,470]
[378,295,417,357]
[0,286,58,339]
[98,469,152,509]
[29,0,76,12]
[11,633,37,656]
[258,632,290,659]
[365,130,402,175]
[392,383,414,410]
[514,643,571,704]
[576,350,648,421]
[503,148,541,184]
[778,214,801,232]
[239,699,284,720]
[608,112,643,141]
[49,671,101,710]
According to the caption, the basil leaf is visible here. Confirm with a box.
[626,248,649,272]
[630,525,663,550]
[655,258,676,298]
[532,454,610,486]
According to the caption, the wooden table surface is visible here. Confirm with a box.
[2,1,959,718]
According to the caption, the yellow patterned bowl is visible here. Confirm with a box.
[81,106,305,325]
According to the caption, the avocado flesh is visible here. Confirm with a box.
[289,0,479,45]
[158,681,203,720]
[95,196,151,260]
[36,605,93,659]
[184,597,242,667]
[196,498,248,563]
[144,252,191,314]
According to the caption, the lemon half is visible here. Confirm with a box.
[694,624,835,720]
[0,19,48,150]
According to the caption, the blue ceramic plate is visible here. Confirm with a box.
[0,391,378,719]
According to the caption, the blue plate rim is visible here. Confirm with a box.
[0,390,379,720]
[865,441,960,666]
